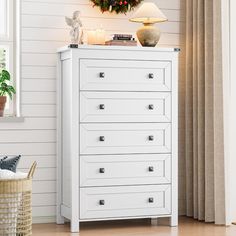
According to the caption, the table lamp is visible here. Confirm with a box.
[130,2,168,47]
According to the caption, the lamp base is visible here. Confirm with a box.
[136,23,161,47]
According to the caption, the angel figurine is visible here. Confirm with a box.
[65,11,83,45]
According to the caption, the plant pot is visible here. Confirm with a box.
[0,96,7,117]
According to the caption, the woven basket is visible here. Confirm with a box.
[0,162,37,236]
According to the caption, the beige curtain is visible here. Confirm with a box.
[181,0,226,224]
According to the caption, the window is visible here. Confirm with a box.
[0,0,19,116]
[0,0,8,38]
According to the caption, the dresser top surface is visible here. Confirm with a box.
[57,44,180,53]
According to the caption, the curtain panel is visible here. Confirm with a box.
[182,0,226,224]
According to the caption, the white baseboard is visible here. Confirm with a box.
[32,216,56,224]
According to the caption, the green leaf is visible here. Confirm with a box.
[6,90,13,100]
[1,70,10,81]
[1,82,8,88]
[9,86,16,94]
[0,69,16,98]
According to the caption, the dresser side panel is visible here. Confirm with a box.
[171,52,179,226]
[61,58,73,209]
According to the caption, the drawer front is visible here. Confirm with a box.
[80,92,171,123]
[80,154,171,187]
[80,185,171,220]
[80,59,171,91]
[80,123,171,155]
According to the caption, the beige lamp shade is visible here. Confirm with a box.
[129,2,168,24]
[129,2,168,47]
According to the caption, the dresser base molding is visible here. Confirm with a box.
[60,203,173,223]
[80,215,175,223]
[57,45,179,233]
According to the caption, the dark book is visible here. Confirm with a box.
[113,37,133,41]
[113,34,133,38]
[113,34,133,41]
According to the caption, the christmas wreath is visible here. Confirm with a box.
[91,0,143,14]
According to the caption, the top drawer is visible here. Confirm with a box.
[80,59,171,92]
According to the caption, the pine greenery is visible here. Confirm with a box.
[91,0,143,14]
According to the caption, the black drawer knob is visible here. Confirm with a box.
[149,166,154,172]
[149,198,154,203]
[149,135,154,141]
[99,104,105,110]
[99,136,105,142]
[99,168,105,173]
[99,200,105,205]
[148,104,154,110]
[148,73,154,79]
[99,72,105,78]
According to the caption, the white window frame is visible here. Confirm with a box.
[0,0,20,116]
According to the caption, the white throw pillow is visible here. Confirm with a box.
[0,169,27,180]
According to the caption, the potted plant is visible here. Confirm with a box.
[0,70,16,117]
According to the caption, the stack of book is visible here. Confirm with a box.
[105,34,137,46]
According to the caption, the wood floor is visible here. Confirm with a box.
[32,217,236,236]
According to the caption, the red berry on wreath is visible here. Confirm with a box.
[124,1,128,5]
[119,1,123,5]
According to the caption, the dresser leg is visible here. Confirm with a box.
[170,215,178,226]
[71,220,80,233]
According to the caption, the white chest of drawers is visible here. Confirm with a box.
[57,45,179,233]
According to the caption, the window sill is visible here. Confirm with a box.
[0,116,24,123]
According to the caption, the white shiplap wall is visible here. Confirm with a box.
[0,0,185,223]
